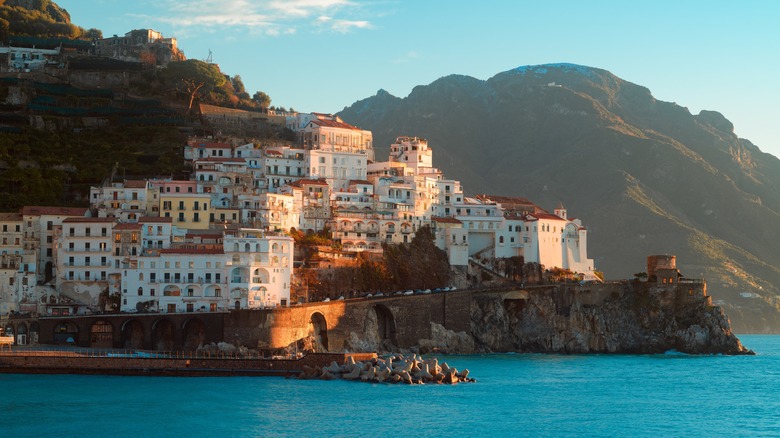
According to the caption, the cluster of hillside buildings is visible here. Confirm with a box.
[0,112,594,320]
[0,28,182,73]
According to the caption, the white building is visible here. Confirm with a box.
[90,180,156,221]
[21,206,89,285]
[121,228,294,312]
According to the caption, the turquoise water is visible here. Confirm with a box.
[0,335,778,437]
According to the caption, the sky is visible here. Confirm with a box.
[55,0,780,157]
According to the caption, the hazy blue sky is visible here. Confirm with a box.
[56,0,779,156]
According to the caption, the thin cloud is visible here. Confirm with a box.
[392,51,421,64]
[139,0,371,36]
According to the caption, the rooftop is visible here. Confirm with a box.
[21,206,88,217]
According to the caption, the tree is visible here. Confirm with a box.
[252,91,271,109]
[232,75,250,101]
[158,60,227,111]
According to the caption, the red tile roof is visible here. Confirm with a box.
[0,212,21,221]
[349,179,372,185]
[124,180,148,188]
[21,206,88,217]
[432,216,462,224]
[308,119,362,131]
[62,217,115,223]
[265,150,283,156]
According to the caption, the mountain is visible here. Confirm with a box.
[338,63,780,333]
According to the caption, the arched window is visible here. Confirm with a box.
[499,236,504,244]
[245,243,250,252]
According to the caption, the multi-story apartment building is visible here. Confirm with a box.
[90,180,156,221]
[302,114,373,191]
[121,228,293,312]
[21,206,88,284]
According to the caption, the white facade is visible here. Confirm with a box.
[121,229,294,313]
[90,180,155,221]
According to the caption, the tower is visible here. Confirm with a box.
[554,202,567,220]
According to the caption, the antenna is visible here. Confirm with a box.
[205,49,213,63]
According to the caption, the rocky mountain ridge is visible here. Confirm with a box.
[338,63,780,333]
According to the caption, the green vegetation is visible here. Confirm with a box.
[133,60,272,113]
[0,125,187,210]
[0,0,97,41]
[309,226,451,298]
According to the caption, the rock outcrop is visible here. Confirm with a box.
[469,282,751,355]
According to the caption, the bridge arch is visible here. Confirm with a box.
[53,321,79,345]
[373,304,397,347]
[89,320,114,349]
[182,317,206,350]
[310,312,329,351]
[121,319,145,349]
[152,318,175,351]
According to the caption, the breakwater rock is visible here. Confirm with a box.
[297,354,474,384]
[468,282,752,355]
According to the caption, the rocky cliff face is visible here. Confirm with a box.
[467,283,750,355]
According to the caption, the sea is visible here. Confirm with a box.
[0,335,778,438]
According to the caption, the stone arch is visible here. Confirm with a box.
[231,266,249,283]
[90,320,114,349]
[15,322,28,345]
[205,285,222,297]
[310,312,329,351]
[121,319,145,349]
[53,321,79,345]
[152,318,175,351]
[182,318,206,351]
[253,267,270,283]
[373,304,397,346]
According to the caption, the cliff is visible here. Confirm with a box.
[426,282,751,355]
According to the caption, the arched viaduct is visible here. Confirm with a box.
[4,287,578,351]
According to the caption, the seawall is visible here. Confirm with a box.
[0,351,376,376]
[1,282,750,355]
